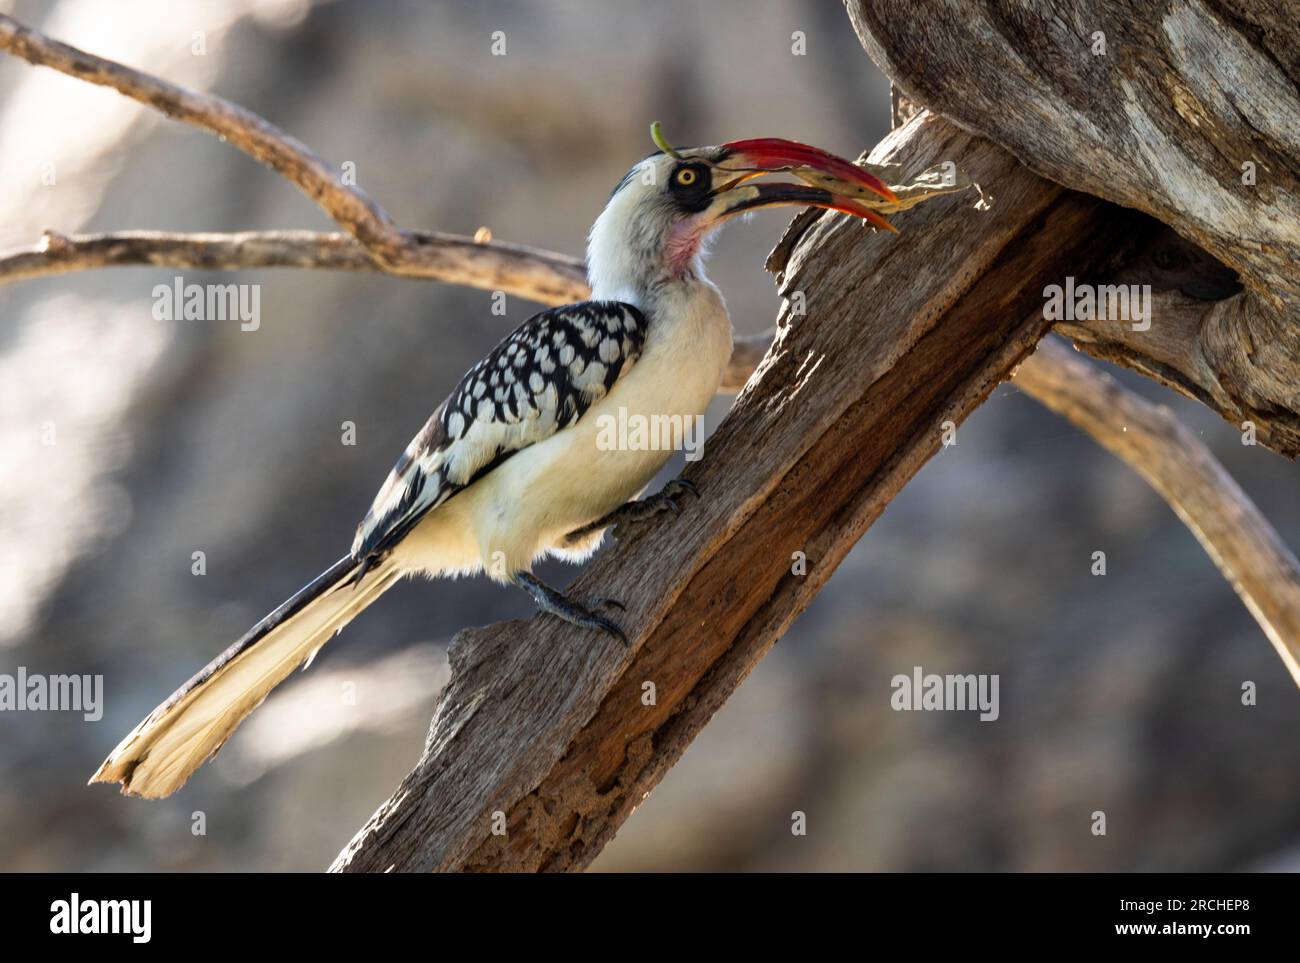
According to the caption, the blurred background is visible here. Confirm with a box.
[1,0,1297,872]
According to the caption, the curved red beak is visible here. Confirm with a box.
[714,136,899,234]
[720,138,896,202]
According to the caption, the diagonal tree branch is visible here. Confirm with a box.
[1015,338,1300,686]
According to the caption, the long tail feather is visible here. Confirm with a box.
[89,553,400,798]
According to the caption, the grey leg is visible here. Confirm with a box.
[565,478,699,545]
[512,571,629,646]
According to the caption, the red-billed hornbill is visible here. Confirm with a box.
[91,126,897,798]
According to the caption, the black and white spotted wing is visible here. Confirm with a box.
[351,300,648,562]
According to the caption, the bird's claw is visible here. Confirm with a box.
[592,598,630,645]
[513,572,630,647]
[663,478,699,501]
[589,611,630,647]
[611,478,700,540]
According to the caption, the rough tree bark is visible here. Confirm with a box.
[847,0,1300,457]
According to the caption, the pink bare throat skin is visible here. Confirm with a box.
[664,216,710,278]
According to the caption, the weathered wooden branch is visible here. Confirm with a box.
[1016,338,1300,685]
[0,228,590,306]
[846,0,1300,458]
[0,14,410,266]
[0,226,772,389]
[1052,283,1300,457]
[0,11,583,295]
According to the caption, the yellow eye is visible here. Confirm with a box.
[675,167,698,187]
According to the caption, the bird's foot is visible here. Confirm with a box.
[565,478,700,545]
[512,572,629,646]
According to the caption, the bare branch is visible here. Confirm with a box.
[1014,338,1300,686]
[0,225,772,387]
[0,13,409,265]
[1056,287,1300,459]
[0,229,589,305]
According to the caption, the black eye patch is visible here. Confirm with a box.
[668,162,712,211]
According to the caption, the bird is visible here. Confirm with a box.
[90,124,898,798]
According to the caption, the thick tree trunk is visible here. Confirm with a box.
[847,0,1300,457]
